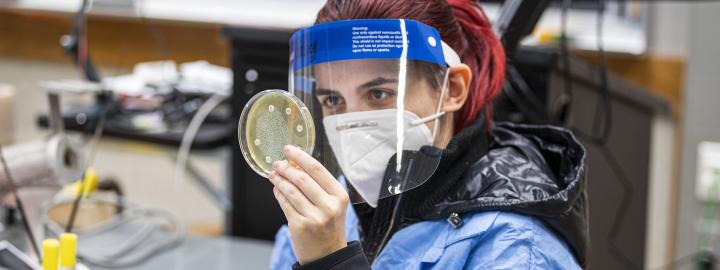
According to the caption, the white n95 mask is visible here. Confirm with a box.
[323,109,444,207]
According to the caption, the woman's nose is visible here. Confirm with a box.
[344,100,363,114]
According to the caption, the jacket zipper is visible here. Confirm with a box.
[373,192,403,258]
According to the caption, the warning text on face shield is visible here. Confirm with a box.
[351,26,407,54]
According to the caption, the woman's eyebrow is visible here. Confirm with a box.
[315,88,339,96]
[357,77,397,90]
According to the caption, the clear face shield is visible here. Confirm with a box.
[239,19,461,206]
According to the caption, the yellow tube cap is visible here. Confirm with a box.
[42,239,59,270]
[83,168,98,194]
[60,233,77,267]
[62,168,99,197]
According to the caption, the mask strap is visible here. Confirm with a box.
[410,111,447,127]
[411,70,451,142]
[430,40,459,138]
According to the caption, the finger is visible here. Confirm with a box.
[273,186,304,221]
[273,160,330,207]
[268,171,318,217]
[284,145,345,196]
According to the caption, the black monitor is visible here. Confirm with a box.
[222,26,294,240]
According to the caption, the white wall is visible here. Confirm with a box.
[647,2,692,57]
[671,2,720,269]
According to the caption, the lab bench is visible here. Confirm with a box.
[90,236,274,270]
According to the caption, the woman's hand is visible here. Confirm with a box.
[268,145,350,265]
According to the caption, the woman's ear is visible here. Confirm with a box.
[442,64,472,113]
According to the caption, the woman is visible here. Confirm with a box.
[267,0,588,269]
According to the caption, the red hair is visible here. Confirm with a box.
[315,0,506,133]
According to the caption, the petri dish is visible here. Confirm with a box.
[238,89,315,177]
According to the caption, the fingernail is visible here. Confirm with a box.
[284,145,292,155]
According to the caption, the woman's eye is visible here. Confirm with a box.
[369,89,391,101]
[322,95,344,107]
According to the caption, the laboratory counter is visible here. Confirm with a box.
[91,236,274,270]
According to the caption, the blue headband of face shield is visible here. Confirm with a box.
[289,19,461,72]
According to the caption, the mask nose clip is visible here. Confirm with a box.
[335,120,379,132]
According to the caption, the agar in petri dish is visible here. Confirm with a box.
[238,89,315,177]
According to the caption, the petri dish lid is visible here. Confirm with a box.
[238,89,315,177]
